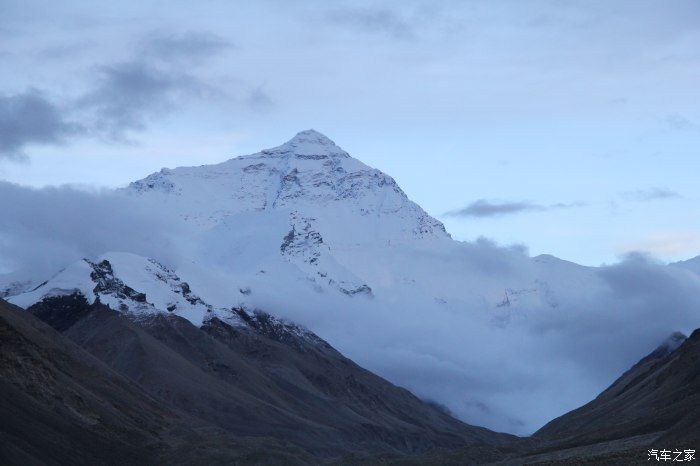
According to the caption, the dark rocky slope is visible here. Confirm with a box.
[534,330,698,446]
[12,288,698,465]
[13,294,512,463]
[490,329,700,464]
[0,298,169,465]
[0,298,320,465]
[348,329,700,465]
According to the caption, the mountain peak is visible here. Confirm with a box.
[634,331,688,365]
[127,129,450,242]
[659,331,687,353]
[290,129,333,144]
[263,129,349,160]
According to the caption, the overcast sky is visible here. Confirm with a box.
[1,0,699,265]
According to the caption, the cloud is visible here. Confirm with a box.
[663,114,699,132]
[0,181,186,281]
[139,31,232,64]
[77,61,213,141]
[0,30,240,153]
[621,187,681,202]
[445,199,585,218]
[619,232,700,258]
[327,7,416,40]
[2,179,700,436]
[446,200,542,217]
[0,89,83,159]
[246,240,700,434]
[76,31,232,142]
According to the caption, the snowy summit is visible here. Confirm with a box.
[261,129,350,159]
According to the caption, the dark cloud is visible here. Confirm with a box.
[76,31,232,141]
[77,61,212,141]
[0,89,82,159]
[447,200,542,217]
[327,8,415,40]
[622,187,680,202]
[445,199,585,218]
[1,30,241,153]
[139,31,232,64]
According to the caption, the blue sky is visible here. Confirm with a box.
[1,0,699,265]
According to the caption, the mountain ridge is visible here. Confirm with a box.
[126,129,448,241]
[7,290,515,460]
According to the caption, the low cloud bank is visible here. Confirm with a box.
[284,252,700,434]
[0,181,184,281]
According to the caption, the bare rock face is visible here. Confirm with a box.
[0,298,168,465]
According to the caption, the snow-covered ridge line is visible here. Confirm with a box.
[125,129,448,239]
[10,252,214,324]
[9,251,324,346]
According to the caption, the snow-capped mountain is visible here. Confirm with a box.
[127,129,447,240]
[12,129,687,436]
[5,130,613,434]
[119,129,597,310]
[124,130,451,297]
[9,130,590,316]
